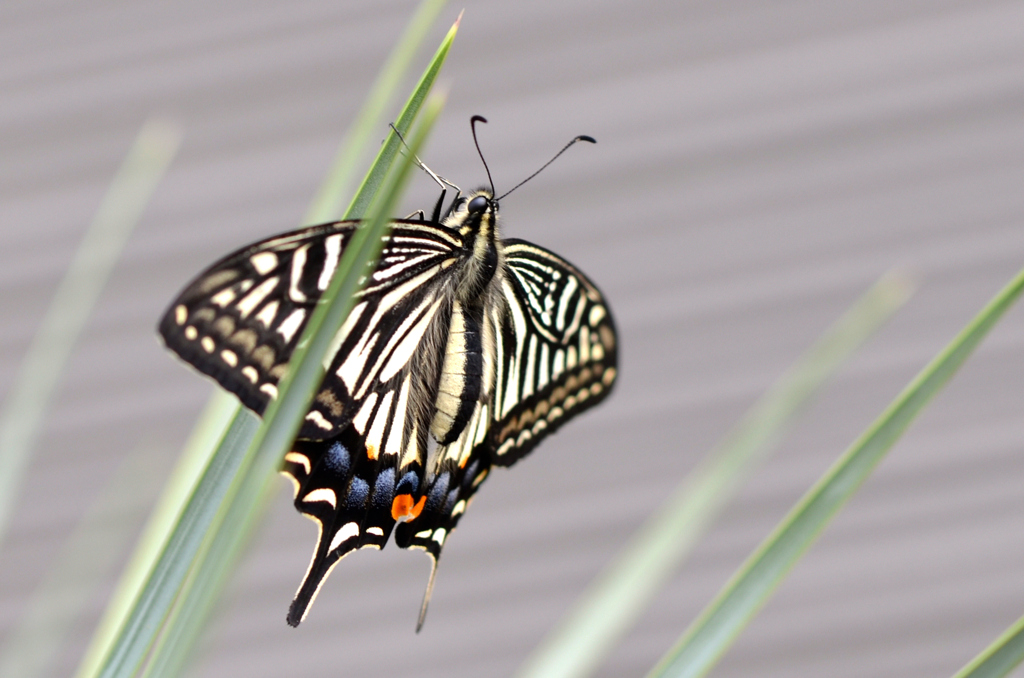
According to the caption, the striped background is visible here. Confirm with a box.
[2,1,1023,676]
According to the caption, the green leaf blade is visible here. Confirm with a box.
[516,272,913,678]
[88,410,258,678]
[343,9,460,220]
[73,390,240,678]
[952,613,1024,678]
[305,0,451,224]
[647,266,1024,678]
[77,7,458,678]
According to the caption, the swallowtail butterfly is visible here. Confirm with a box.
[159,119,618,629]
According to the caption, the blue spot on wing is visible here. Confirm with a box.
[347,477,369,510]
[396,470,419,495]
[444,487,459,514]
[462,460,480,491]
[426,472,450,511]
[323,441,350,474]
[371,468,395,510]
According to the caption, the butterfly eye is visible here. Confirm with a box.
[467,196,489,214]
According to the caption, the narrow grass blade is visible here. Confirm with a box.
[78,8,458,678]
[73,389,241,678]
[141,89,448,678]
[343,8,459,219]
[516,272,914,678]
[951,613,1024,678]
[303,0,448,223]
[0,119,181,549]
[647,266,1024,678]
[88,409,259,678]
[0,443,170,678]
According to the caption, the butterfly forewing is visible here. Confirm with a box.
[485,240,618,465]
[159,220,460,440]
[158,223,354,419]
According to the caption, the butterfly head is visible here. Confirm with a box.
[441,188,501,302]
[449,188,499,239]
[466,192,493,215]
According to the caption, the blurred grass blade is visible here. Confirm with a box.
[141,89,448,678]
[143,16,456,678]
[304,0,448,223]
[79,8,457,678]
[0,119,181,549]
[73,389,241,678]
[647,266,1024,678]
[88,409,259,678]
[0,443,170,678]
[517,272,914,678]
[952,613,1024,678]
[222,100,450,490]
[344,7,460,219]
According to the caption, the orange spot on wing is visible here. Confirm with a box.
[366,444,377,461]
[391,493,427,522]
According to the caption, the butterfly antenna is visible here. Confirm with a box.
[416,554,440,633]
[496,133,596,201]
[470,115,496,197]
[389,123,460,192]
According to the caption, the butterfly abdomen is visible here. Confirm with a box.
[430,301,486,445]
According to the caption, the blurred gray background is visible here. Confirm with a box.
[2,1,1024,676]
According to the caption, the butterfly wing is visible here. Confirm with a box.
[160,223,617,628]
[159,220,462,440]
[160,219,468,625]
[393,440,492,630]
[159,223,354,423]
[395,239,618,555]
[486,239,618,465]
[393,240,618,626]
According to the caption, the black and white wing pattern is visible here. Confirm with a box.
[159,194,618,630]
[489,240,618,464]
[160,219,466,624]
[160,220,460,440]
[392,240,617,607]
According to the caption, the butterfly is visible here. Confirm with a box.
[159,119,618,629]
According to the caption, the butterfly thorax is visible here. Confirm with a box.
[441,189,502,304]
[429,189,503,446]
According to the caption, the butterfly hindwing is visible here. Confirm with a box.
[394,402,495,630]
[398,394,497,558]
[281,421,430,626]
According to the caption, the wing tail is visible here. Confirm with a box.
[282,432,402,625]
[416,554,439,633]
[287,522,359,627]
